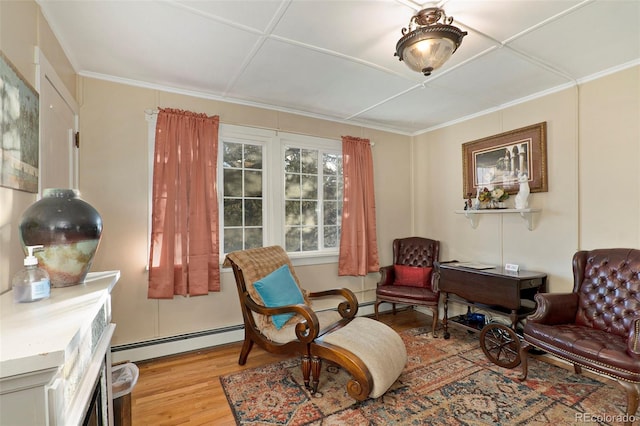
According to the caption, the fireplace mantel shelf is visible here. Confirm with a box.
[0,270,120,425]
[454,208,542,231]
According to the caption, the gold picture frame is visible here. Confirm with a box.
[462,122,547,198]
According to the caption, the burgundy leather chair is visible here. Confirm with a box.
[374,237,440,336]
[520,249,640,425]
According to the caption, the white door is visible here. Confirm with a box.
[36,48,78,193]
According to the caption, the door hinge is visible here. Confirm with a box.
[75,131,80,148]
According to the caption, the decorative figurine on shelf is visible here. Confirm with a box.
[515,174,530,209]
[473,187,481,210]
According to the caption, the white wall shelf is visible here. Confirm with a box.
[455,208,541,231]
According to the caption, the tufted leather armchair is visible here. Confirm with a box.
[374,237,440,336]
[519,249,640,425]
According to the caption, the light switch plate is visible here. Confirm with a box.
[505,263,520,272]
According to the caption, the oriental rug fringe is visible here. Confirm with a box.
[220,326,630,425]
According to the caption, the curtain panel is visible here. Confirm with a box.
[148,108,220,298]
[338,136,380,276]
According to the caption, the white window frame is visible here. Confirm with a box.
[219,124,341,266]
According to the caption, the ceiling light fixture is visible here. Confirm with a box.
[394,7,467,76]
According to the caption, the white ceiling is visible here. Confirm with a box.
[37,0,640,135]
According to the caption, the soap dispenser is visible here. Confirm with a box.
[12,245,51,303]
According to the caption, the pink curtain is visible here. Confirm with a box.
[148,108,220,298]
[338,136,380,276]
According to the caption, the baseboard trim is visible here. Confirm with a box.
[111,302,389,363]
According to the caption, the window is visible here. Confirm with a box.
[283,147,342,252]
[222,141,264,252]
[219,125,342,262]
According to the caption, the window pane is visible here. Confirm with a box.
[284,147,300,172]
[224,228,243,253]
[301,149,318,174]
[244,170,262,197]
[224,199,243,226]
[301,226,318,251]
[323,201,337,225]
[323,153,340,175]
[245,228,262,249]
[285,200,301,225]
[285,227,301,252]
[301,175,317,199]
[285,173,301,198]
[244,145,262,169]
[323,176,337,200]
[324,226,338,248]
[224,169,242,197]
[244,199,262,226]
[223,142,242,168]
[302,201,317,225]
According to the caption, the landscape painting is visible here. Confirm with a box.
[0,51,39,193]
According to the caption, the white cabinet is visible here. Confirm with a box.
[0,271,120,426]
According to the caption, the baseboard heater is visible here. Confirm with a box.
[111,302,383,363]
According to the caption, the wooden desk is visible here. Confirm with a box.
[435,263,546,338]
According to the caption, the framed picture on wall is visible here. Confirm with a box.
[0,51,40,193]
[462,122,548,198]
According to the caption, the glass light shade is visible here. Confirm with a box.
[394,8,467,77]
[401,37,456,75]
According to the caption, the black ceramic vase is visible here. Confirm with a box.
[19,188,103,287]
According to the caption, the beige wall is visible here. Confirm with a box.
[78,78,413,346]
[415,67,639,299]
[578,68,640,249]
[0,0,76,292]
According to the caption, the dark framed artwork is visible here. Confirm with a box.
[462,122,547,198]
[0,51,40,193]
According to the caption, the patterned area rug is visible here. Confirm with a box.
[220,326,631,425]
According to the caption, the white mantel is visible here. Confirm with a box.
[0,270,120,426]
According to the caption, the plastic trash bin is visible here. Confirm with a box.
[111,363,139,426]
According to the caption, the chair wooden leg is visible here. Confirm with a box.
[374,300,380,320]
[518,341,532,380]
[311,356,322,394]
[392,303,397,315]
[618,380,640,425]
[574,364,582,374]
[301,355,311,390]
[238,337,254,365]
[430,306,438,337]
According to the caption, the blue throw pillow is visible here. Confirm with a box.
[253,264,305,329]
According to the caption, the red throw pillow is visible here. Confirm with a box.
[393,265,433,288]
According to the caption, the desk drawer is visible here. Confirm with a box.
[520,278,543,289]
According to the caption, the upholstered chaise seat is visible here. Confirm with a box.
[224,245,407,400]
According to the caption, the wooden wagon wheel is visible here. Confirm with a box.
[479,323,521,369]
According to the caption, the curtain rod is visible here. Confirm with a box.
[144,109,375,146]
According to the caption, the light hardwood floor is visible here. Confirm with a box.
[130,309,429,425]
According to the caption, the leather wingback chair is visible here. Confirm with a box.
[375,237,440,336]
[520,248,640,425]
